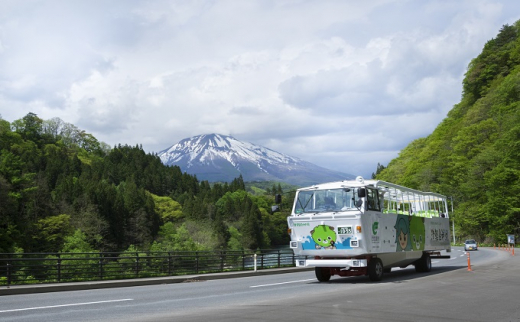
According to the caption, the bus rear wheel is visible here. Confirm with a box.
[315,267,331,282]
[415,253,432,273]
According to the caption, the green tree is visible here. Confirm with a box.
[150,193,183,223]
[240,200,263,250]
[227,226,243,250]
[33,214,73,252]
[212,215,230,250]
[150,222,200,251]
[372,163,386,179]
[61,229,97,253]
[11,112,43,142]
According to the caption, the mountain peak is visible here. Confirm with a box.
[158,134,353,186]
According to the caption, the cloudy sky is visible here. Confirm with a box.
[1,0,519,178]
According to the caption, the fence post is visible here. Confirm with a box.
[168,252,172,276]
[98,253,104,280]
[135,252,140,278]
[220,251,224,272]
[6,262,11,288]
[196,251,199,274]
[242,250,245,270]
[277,250,281,268]
[57,254,61,283]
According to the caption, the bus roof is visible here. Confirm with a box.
[297,176,447,203]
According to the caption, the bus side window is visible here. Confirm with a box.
[379,191,385,212]
[367,189,380,211]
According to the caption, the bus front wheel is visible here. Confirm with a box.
[368,258,384,281]
[315,267,331,282]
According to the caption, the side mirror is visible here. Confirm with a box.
[271,205,280,213]
[358,188,366,198]
[355,199,363,208]
[275,194,282,204]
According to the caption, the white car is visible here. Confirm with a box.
[464,239,478,251]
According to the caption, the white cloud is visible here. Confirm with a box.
[1,0,519,178]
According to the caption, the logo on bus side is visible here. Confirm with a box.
[372,222,379,235]
[371,221,380,245]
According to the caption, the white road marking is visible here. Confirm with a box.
[250,279,315,288]
[0,299,133,313]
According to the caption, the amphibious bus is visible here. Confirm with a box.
[287,176,451,282]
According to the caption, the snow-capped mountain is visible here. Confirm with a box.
[158,134,353,186]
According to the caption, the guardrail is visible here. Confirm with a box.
[0,249,296,287]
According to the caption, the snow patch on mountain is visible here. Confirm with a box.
[158,134,353,186]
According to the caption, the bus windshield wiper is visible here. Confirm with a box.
[298,193,314,212]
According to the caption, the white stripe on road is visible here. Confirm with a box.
[0,299,133,313]
[250,279,315,288]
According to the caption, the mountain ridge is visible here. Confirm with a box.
[158,133,354,186]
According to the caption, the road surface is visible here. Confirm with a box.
[0,247,518,321]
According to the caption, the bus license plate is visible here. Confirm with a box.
[338,226,353,235]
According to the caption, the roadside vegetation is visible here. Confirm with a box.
[375,22,520,244]
[0,113,292,255]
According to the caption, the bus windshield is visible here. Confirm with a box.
[294,188,360,214]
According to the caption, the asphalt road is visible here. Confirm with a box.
[0,247,518,322]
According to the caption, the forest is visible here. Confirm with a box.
[0,114,292,254]
[375,22,520,244]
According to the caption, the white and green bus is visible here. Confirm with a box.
[288,176,451,282]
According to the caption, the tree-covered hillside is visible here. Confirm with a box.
[376,22,520,244]
[0,113,291,254]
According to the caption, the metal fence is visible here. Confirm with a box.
[0,249,296,286]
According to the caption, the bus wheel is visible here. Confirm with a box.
[415,253,432,273]
[315,267,331,282]
[368,258,383,281]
